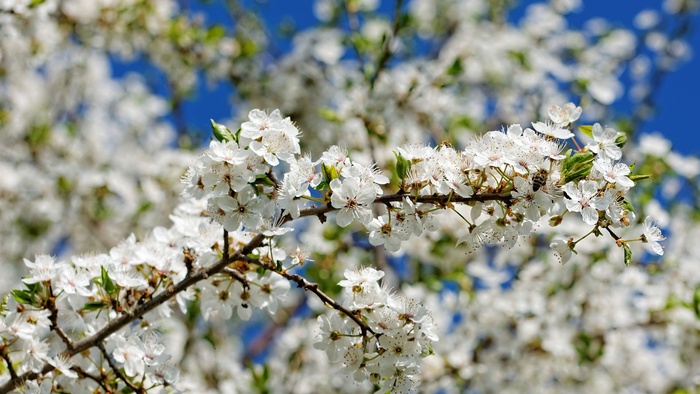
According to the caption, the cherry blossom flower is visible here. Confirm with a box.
[338,267,386,308]
[548,102,582,126]
[248,271,291,314]
[22,254,63,284]
[642,216,665,255]
[366,215,405,252]
[551,238,574,264]
[588,123,622,160]
[330,178,376,227]
[531,121,574,139]
[563,180,605,225]
[593,157,634,188]
[314,314,352,363]
[240,109,285,140]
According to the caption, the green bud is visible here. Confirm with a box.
[615,133,627,148]
[549,215,563,227]
[210,119,236,142]
[623,243,632,266]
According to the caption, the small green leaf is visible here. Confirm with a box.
[210,119,235,142]
[578,125,593,137]
[394,151,412,181]
[447,57,463,76]
[693,287,700,319]
[0,294,8,315]
[254,174,276,188]
[24,281,42,294]
[322,164,339,183]
[560,151,595,184]
[11,290,34,305]
[205,25,226,43]
[314,180,330,191]
[623,243,632,266]
[318,108,342,123]
[100,267,117,295]
[82,301,109,312]
[620,197,635,213]
[629,174,651,182]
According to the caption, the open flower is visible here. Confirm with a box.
[563,180,608,225]
[642,216,665,255]
[330,178,375,227]
[549,102,582,126]
[588,123,622,160]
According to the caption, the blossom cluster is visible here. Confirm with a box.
[315,267,437,393]
[0,105,666,392]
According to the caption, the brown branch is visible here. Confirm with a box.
[221,267,250,286]
[97,342,145,394]
[291,191,512,223]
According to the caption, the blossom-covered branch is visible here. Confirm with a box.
[0,105,665,393]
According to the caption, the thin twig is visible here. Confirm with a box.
[236,254,375,336]
[97,342,145,394]
[73,366,112,393]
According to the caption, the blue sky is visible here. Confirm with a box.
[166,0,700,156]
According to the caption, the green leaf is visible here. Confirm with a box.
[394,151,412,181]
[560,151,595,184]
[619,197,635,213]
[629,174,651,182]
[100,267,117,295]
[693,287,700,319]
[318,107,342,123]
[210,119,235,142]
[24,281,41,294]
[254,174,276,188]
[82,301,109,312]
[447,57,463,76]
[322,164,339,183]
[623,243,632,266]
[205,25,226,43]
[0,294,8,316]
[314,179,330,191]
[11,290,34,305]
[578,125,593,138]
